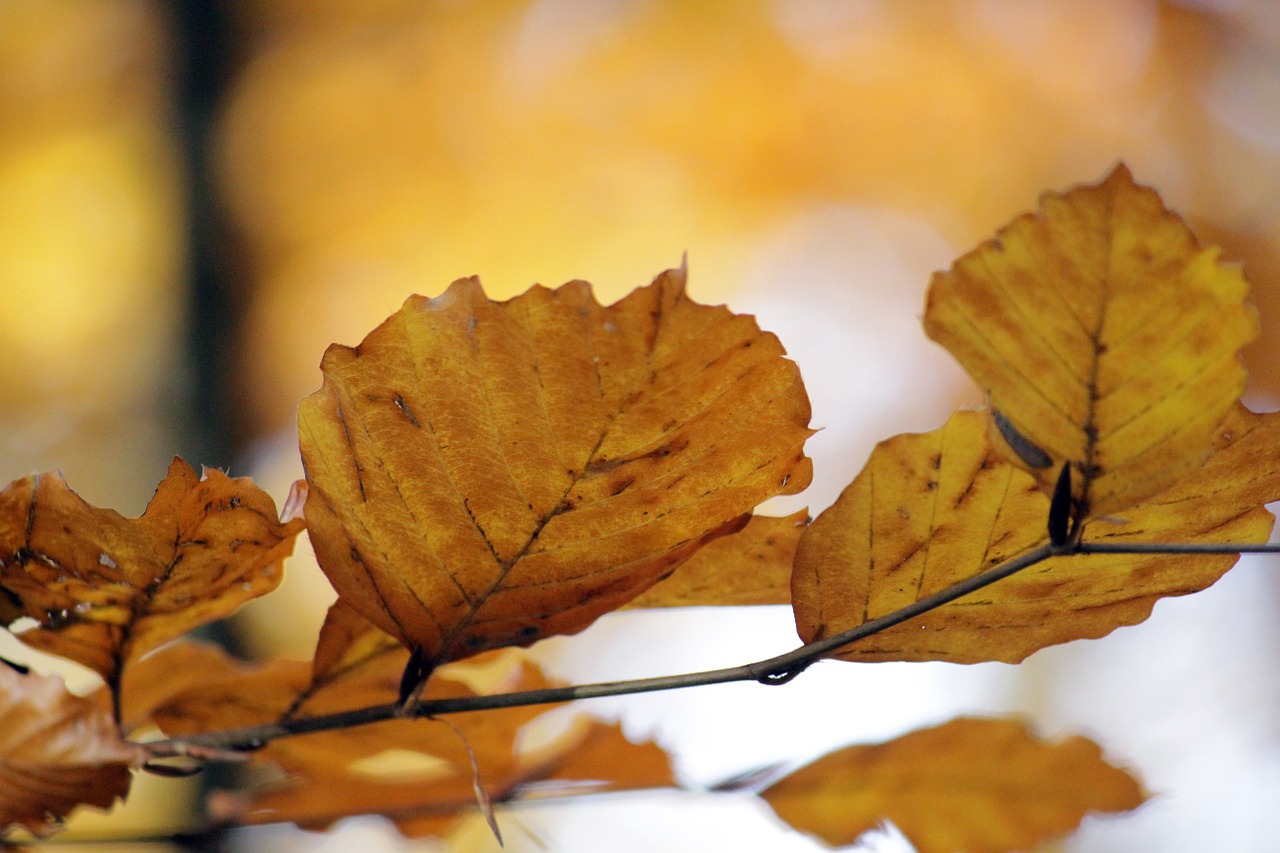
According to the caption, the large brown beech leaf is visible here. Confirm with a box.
[0,459,304,684]
[791,407,1280,663]
[298,265,813,672]
[924,165,1257,519]
[760,717,1144,853]
[0,666,143,837]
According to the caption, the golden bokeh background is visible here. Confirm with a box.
[2,1,1279,850]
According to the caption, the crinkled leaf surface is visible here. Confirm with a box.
[625,510,808,608]
[0,459,303,682]
[792,408,1280,663]
[760,717,1144,853]
[298,265,813,670]
[0,666,142,837]
[924,165,1257,518]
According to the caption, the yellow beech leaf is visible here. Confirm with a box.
[760,717,1144,853]
[0,666,143,837]
[0,458,304,685]
[924,165,1257,518]
[625,510,808,608]
[298,265,813,673]
[791,407,1280,663]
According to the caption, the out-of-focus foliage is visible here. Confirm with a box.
[0,666,142,837]
[2,1,1280,850]
[0,164,1272,850]
[760,717,1144,853]
[0,2,188,840]
[0,0,184,503]
[216,0,1280,436]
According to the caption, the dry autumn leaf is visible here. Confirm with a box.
[791,407,1280,663]
[298,264,813,677]
[0,665,143,837]
[112,641,255,736]
[924,165,1257,519]
[0,459,303,689]
[760,717,1144,853]
[220,717,675,838]
[625,510,808,608]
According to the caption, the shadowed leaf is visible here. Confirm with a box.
[298,264,813,675]
[625,510,808,608]
[760,717,1144,853]
[216,717,674,839]
[0,666,143,837]
[111,641,255,736]
[792,407,1280,663]
[0,459,303,685]
[924,165,1257,518]
[152,632,674,839]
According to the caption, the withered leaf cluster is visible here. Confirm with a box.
[0,166,1271,851]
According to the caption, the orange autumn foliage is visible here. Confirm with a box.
[297,265,812,678]
[0,166,1274,851]
[0,459,303,685]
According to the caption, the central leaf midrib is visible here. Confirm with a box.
[1077,197,1118,519]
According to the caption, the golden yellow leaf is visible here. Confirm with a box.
[760,717,1144,853]
[923,165,1257,518]
[299,265,813,673]
[625,510,808,608]
[0,666,143,837]
[0,459,303,685]
[791,407,1280,663]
